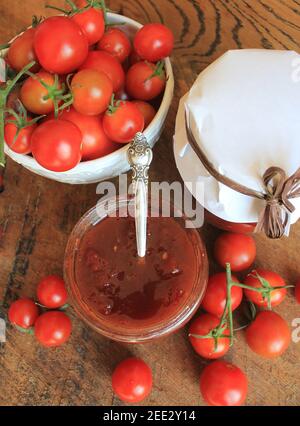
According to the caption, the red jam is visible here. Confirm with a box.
[75,215,199,329]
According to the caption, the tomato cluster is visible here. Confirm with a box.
[187,231,296,406]
[8,275,71,348]
[4,1,174,172]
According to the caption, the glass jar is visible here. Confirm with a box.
[205,210,256,234]
[64,195,208,343]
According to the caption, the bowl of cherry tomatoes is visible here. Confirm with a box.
[2,3,174,184]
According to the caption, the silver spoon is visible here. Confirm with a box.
[127,133,153,258]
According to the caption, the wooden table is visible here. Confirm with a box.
[0,0,300,407]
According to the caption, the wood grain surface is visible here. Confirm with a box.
[0,0,300,406]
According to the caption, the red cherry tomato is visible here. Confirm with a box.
[58,107,118,161]
[72,1,105,45]
[134,23,174,62]
[189,313,230,359]
[34,16,88,74]
[126,61,166,101]
[246,311,291,359]
[37,275,68,309]
[115,87,131,101]
[244,269,287,307]
[112,358,152,403]
[7,28,39,72]
[80,51,125,92]
[201,272,242,318]
[214,232,256,272]
[71,69,113,116]
[34,311,72,347]
[200,360,248,406]
[31,119,82,172]
[295,281,300,304]
[8,298,39,329]
[5,115,36,154]
[103,101,144,143]
[98,28,131,63]
[20,71,62,115]
[132,101,156,128]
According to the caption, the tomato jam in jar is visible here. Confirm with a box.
[64,196,208,342]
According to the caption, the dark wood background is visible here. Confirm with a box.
[0,0,300,406]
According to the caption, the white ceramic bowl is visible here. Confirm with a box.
[2,12,174,184]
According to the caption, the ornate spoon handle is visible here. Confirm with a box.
[127,133,153,258]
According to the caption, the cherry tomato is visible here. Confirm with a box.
[214,232,256,272]
[115,87,131,101]
[244,269,287,307]
[34,16,88,74]
[200,360,248,406]
[189,313,230,359]
[5,115,36,154]
[31,119,82,172]
[295,281,300,304]
[34,311,72,347]
[8,298,39,329]
[71,69,113,116]
[58,107,118,161]
[201,272,242,318]
[112,358,152,403]
[246,311,291,358]
[103,101,144,143]
[126,61,166,101]
[80,51,125,92]
[37,275,68,309]
[132,101,156,128]
[7,28,39,72]
[72,1,105,45]
[20,71,61,115]
[134,23,174,62]
[98,28,131,63]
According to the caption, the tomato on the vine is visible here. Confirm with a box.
[34,16,88,74]
[5,115,36,154]
[244,269,287,307]
[295,281,300,304]
[103,101,144,143]
[189,313,230,359]
[7,28,39,72]
[112,358,152,403]
[98,28,131,63]
[200,360,248,406]
[134,23,174,62]
[126,61,166,101]
[8,298,39,329]
[58,107,118,161]
[20,71,62,115]
[31,119,82,172]
[80,51,125,92]
[201,272,242,318]
[71,69,113,116]
[245,311,291,359]
[214,232,256,272]
[132,101,156,128]
[37,275,68,309]
[72,0,105,45]
[34,311,72,347]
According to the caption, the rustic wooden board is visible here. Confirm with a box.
[0,0,300,406]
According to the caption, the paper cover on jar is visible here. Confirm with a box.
[173,49,300,227]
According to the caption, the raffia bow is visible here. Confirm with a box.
[184,111,300,239]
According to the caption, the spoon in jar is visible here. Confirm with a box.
[127,133,153,258]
